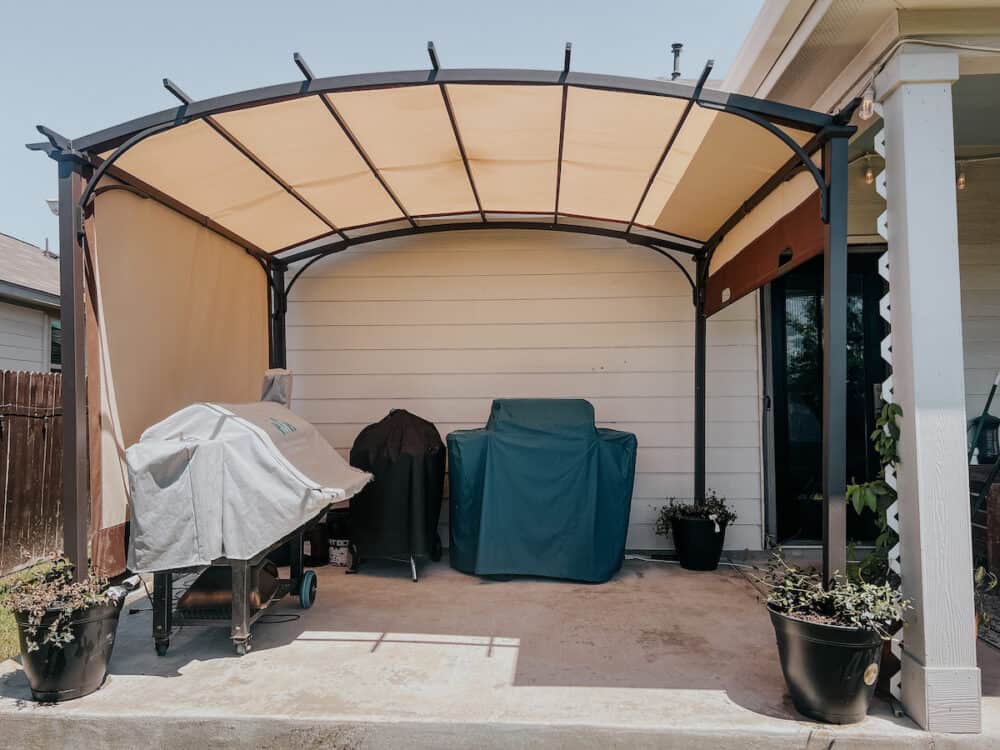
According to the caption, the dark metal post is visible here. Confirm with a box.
[822,134,849,584]
[58,157,89,579]
[270,264,287,369]
[694,254,707,505]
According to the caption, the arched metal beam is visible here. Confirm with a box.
[282,221,700,297]
[65,68,836,157]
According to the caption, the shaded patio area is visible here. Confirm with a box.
[3,558,998,748]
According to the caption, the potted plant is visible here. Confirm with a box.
[0,554,127,702]
[974,565,998,635]
[761,556,909,724]
[655,490,737,571]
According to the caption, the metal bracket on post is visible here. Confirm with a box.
[270,263,288,370]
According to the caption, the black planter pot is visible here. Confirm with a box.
[671,517,727,570]
[769,607,883,724]
[15,598,124,702]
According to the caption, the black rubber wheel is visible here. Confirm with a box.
[155,640,169,657]
[430,533,443,562]
[347,542,360,574]
[235,640,250,656]
[300,570,318,609]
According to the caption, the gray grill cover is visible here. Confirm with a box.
[126,402,371,572]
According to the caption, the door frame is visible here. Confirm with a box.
[760,242,888,548]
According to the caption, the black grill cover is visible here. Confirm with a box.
[349,410,446,560]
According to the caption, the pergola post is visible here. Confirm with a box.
[821,134,849,584]
[270,263,287,369]
[693,255,707,505]
[58,157,89,580]
[875,46,981,733]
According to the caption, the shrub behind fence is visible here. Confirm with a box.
[0,370,62,576]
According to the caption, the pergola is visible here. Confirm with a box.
[29,46,856,581]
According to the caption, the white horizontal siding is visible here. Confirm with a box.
[0,301,48,372]
[288,230,763,551]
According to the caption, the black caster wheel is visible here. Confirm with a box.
[155,639,169,657]
[235,639,251,656]
[430,533,443,562]
[346,542,360,574]
[300,569,318,608]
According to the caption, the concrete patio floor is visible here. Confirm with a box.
[2,557,999,749]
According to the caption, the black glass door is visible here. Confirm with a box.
[769,253,885,544]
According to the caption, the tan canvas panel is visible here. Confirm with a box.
[213,96,402,228]
[86,187,269,535]
[646,110,813,241]
[709,162,821,274]
[559,88,687,221]
[328,86,477,216]
[112,118,330,251]
[445,84,561,212]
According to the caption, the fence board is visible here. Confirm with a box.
[0,370,63,575]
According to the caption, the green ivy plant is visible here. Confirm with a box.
[0,554,112,652]
[845,400,902,584]
[655,490,738,537]
[975,565,998,629]
[760,554,909,639]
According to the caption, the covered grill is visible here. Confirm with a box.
[126,376,371,654]
[349,409,446,581]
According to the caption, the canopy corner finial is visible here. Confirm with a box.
[163,78,192,105]
[427,41,440,71]
[293,52,315,81]
[563,43,572,75]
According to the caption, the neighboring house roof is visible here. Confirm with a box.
[0,232,60,311]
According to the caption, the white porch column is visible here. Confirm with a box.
[875,47,980,732]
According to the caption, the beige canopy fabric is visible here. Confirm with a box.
[91,76,830,259]
[84,186,269,575]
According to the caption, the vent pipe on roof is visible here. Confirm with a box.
[671,43,683,80]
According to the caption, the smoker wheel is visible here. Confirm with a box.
[300,570,317,609]
[155,639,169,657]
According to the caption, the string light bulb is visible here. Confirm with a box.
[864,157,874,185]
[957,167,967,191]
[859,85,876,120]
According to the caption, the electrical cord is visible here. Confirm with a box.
[624,554,756,570]
[841,37,1000,114]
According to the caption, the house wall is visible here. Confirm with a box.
[287,229,765,551]
[0,300,51,372]
[958,159,1000,421]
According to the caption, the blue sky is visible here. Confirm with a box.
[0,0,762,250]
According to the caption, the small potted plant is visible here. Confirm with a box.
[0,554,127,702]
[655,490,737,570]
[974,565,998,635]
[761,556,909,724]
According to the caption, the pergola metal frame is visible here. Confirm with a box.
[30,47,855,583]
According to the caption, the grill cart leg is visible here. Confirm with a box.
[153,572,172,656]
[290,530,305,585]
[231,560,251,655]
[410,555,418,582]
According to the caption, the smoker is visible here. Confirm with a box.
[349,410,446,581]
[127,371,372,655]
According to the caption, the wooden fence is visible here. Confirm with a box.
[0,371,62,576]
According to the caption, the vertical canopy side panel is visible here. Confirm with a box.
[85,186,269,568]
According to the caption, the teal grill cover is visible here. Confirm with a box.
[447,399,636,583]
